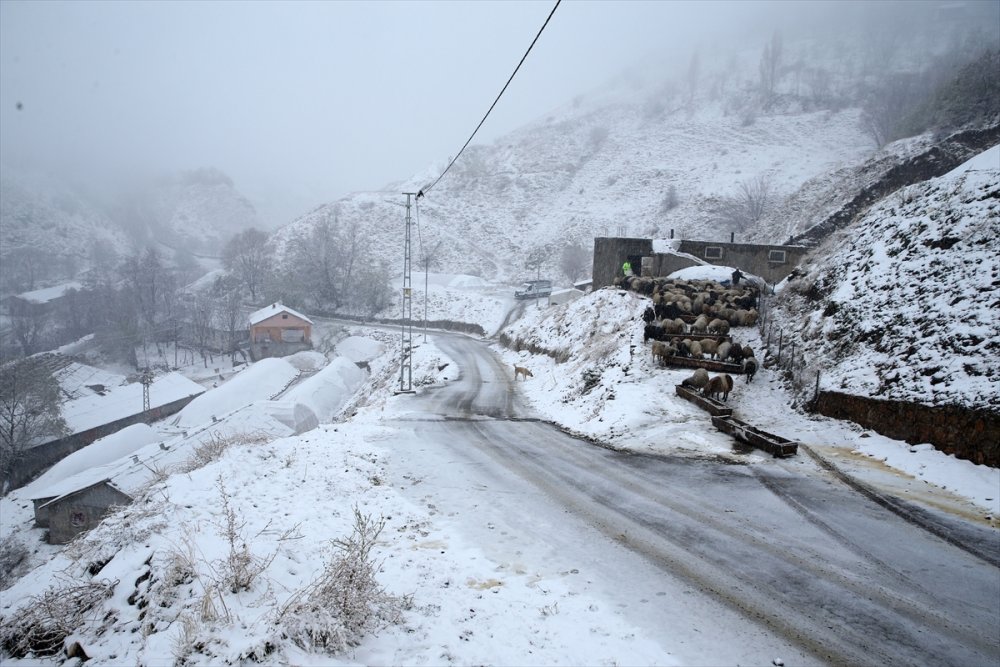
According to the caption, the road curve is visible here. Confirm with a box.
[386,331,1000,665]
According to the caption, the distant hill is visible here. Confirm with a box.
[0,166,260,293]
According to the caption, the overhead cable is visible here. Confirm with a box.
[417,0,561,199]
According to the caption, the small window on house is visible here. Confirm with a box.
[282,314,288,319]
[704,246,723,260]
[768,249,787,263]
[71,511,86,527]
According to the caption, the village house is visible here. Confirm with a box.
[248,303,314,360]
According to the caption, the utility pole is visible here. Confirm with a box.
[140,367,154,416]
[398,193,416,393]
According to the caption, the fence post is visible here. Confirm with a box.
[777,330,783,363]
[814,371,821,406]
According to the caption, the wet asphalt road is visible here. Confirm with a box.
[386,331,1000,665]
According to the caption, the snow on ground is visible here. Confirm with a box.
[771,144,1000,410]
[1,273,997,664]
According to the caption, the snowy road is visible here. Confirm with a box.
[387,332,1000,666]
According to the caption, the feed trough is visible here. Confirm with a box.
[711,415,798,457]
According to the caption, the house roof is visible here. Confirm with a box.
[15,281,84,304]
[248,302,314,327]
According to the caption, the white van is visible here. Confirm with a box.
[514,280,553,299]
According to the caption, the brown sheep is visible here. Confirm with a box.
[703,373,734,401]
[708,318,730,335]
[743,357,758,382]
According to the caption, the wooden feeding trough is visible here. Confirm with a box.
[711,415,798,457]
[674,384,733,417]
[655,332,732,344]
[662,355,745,374]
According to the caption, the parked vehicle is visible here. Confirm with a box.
[514,280,552,300]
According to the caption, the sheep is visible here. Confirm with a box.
[708,318,730,335]
[728,342,745,364]
[742,345,754,359]
[686,339,703,359]
[715,341,732,362]
[661,318,685,335]
[681,367,710,389]
[743,356,758,382]
[651,341,678,366]
[699,338,719,358]
[691,315,710,334]
[703,373,734,401]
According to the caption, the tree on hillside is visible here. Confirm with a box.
[759,31,783,108]
[213,275,246,363]
[861,72,924,147]
[223,229,271,303]
[0,358,69,493]
[351,261,393,318]
[714,175,774,233]
[559,241,592,283]
[8,300,48,358]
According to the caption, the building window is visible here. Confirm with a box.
[71,511,86,527]
[704,246,723,260]
[282,314,288,319]
[768,249,787,263]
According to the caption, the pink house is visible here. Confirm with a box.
[248,303,313,359]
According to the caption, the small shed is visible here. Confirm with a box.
[248,303,314,360]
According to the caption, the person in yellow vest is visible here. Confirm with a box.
[622,260,633,277]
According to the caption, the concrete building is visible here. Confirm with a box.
[592,237,808,288]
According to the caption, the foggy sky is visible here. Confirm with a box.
[0,1,891,225]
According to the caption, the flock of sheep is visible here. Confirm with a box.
[624,275,761,402]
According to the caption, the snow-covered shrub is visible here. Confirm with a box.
[178,431,270,474]
[0,579,115,657]
[277,508,409,654]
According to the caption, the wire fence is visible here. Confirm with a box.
[756,292,821,408]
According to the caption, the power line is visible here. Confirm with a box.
[417,0,561,199]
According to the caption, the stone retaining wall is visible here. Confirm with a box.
[813,391,999,467]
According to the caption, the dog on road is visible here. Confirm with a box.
[514,365,533,381]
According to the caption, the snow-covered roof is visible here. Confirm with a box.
[59,370,206,435]
[248,302,314,326]
[173,357,300,428]
[14,281,84,304]
[29,403,301,504]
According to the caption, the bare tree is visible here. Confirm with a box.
[686,51,700,107]
[0,357,69,493]
[759,31,783,108]
[223,229,271,303]
[559,241,592,283]
[8,300,48,358]
[214,277,246,364]
[187,296,216,368]
[715,175,774,233]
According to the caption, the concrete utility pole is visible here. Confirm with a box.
[398,193,416,393]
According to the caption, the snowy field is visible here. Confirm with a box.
[1,269,997,665]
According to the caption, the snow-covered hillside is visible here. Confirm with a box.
[771,145,1000,411]
[274,97,874,286]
